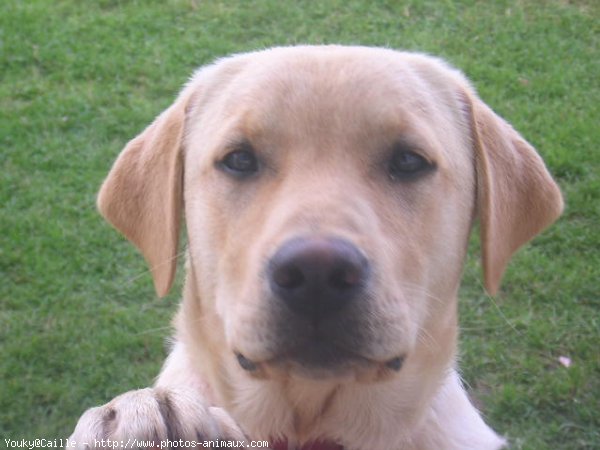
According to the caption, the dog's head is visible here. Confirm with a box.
[97,46,562,382]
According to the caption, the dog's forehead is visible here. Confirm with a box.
[226,48,459,117]
[187,46,471,165]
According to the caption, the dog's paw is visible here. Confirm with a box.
[67,387,256,449]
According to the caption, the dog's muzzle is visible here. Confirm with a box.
[235,236,406,378]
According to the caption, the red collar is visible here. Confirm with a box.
[271,439,344,450]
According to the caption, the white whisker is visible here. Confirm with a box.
[123,250,187,285]
[397,282,445,304]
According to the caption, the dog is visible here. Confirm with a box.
[68,46,563,450]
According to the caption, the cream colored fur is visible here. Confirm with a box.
[69,46,563,450]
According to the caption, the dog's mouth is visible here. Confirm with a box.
[235,342,406,382]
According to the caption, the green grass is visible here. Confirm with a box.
[1,0,598,448]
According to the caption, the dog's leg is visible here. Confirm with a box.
[67,342,255,449]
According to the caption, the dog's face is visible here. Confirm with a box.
[97,46,562,383]
[184,49,475,380]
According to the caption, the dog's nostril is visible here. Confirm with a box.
[268,237,370,318]
[329,265,363,289]
[273,265,305,289]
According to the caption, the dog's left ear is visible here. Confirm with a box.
[97,90,193,298]
[463,92,564,295]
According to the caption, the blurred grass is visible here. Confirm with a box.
[1,0,598,448]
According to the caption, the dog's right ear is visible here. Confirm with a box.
[97,89,193,298]
[462,91,563,296]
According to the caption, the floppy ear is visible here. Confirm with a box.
[97,91,192,297]
[465,92,564,295]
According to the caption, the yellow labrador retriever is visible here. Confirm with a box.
[69,46,563,450]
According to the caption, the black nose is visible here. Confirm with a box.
[268,237,370,319]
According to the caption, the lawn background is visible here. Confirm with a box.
[1,1,598,448]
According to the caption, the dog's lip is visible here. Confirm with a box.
[235,345,406,378]
[269,350,405,371]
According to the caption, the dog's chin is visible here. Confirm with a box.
[236,342,406,383]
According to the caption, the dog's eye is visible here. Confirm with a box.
[220,148,259,177]
[388,148,433,181]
